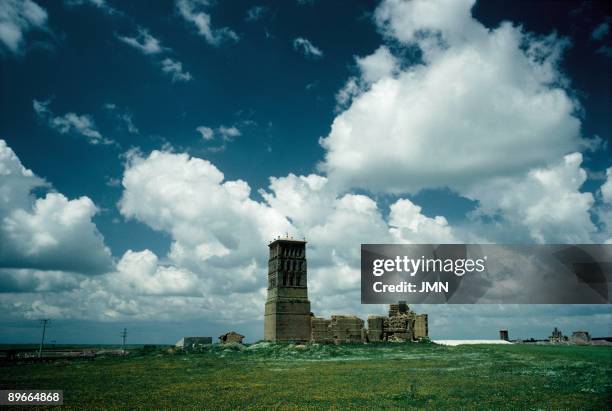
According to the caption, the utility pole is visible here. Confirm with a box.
[38,319,50,359]
[120,328,127,355]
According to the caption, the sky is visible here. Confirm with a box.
[0,0,611,345]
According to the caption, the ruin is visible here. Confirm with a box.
[548,327,566,343]
[310,315,366,344]
[571,330,591,345]
[264,238,428,343]
[219,331,245,344]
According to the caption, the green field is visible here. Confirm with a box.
[2,342,611,410]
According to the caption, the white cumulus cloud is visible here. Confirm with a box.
[320,0,583,195]
[466,153,596,243]
[118,150,291,293]
[356,45,398,84]
[0,139,114,275]
[389,199,458,243]
[111,150,460,322]
[109,249,200,296]
[601,167,612,204]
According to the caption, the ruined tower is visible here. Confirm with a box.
[264,238,311,342]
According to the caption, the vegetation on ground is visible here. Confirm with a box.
[2,342,610,410]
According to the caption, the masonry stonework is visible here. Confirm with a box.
[264,238,428,343]
[264,238,311,342]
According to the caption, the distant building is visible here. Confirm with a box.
[219,331,245,344]
[548,327,565,343]
[499,330,509,341]
[175,337,212,350]
[571,330,591,345]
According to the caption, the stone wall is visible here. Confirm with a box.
[367,316,385,342]
[311,317,333,343]
[310,303,428,344]
[383,312,413,341]
[331,315,364,343]
[414,314,428,339]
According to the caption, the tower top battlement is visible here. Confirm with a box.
[268,237,306,246]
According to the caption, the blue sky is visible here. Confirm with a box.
[0,0,611,344]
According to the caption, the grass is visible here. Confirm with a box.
[2,343,611,410]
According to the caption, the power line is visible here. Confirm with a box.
[38,319,50,359]
[120,328,127,355]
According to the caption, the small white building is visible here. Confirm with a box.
[433,340,513,346]
[175,336,212,350]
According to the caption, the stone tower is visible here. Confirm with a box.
[264,238,311,342]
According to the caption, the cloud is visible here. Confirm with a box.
[104,103,139,134]
[597,168,612,243]
[0,268,82,293]
[356,45,398,84]
[64,0,119,16]
[120,114,138,134]
[245,6,268,22]
[466,153,596,243]
[117,27,165,55]
[196,126,214,140]
[160,57,193,82]
[335,46,399,110]
[110,149,462,322]
[33,99,112,145]
[176,0,238,46]
[2,0,611,338]
[0,139,46,212]
[0,139,114,276]
[118,150,291,295]
[601,167,612,204]
[115,25,192,83]
[389,199,457,243]
[196,124,242,151]
[259,172,457,312]
[320,0,583,194]
[592,22,609,41]
[293,37,323,58]
[217,125,241,140]
[2,142,606,330]
[0,0,48,54]
[108,249,200,296]
[374,0,483,47]
[596,45,612,58]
